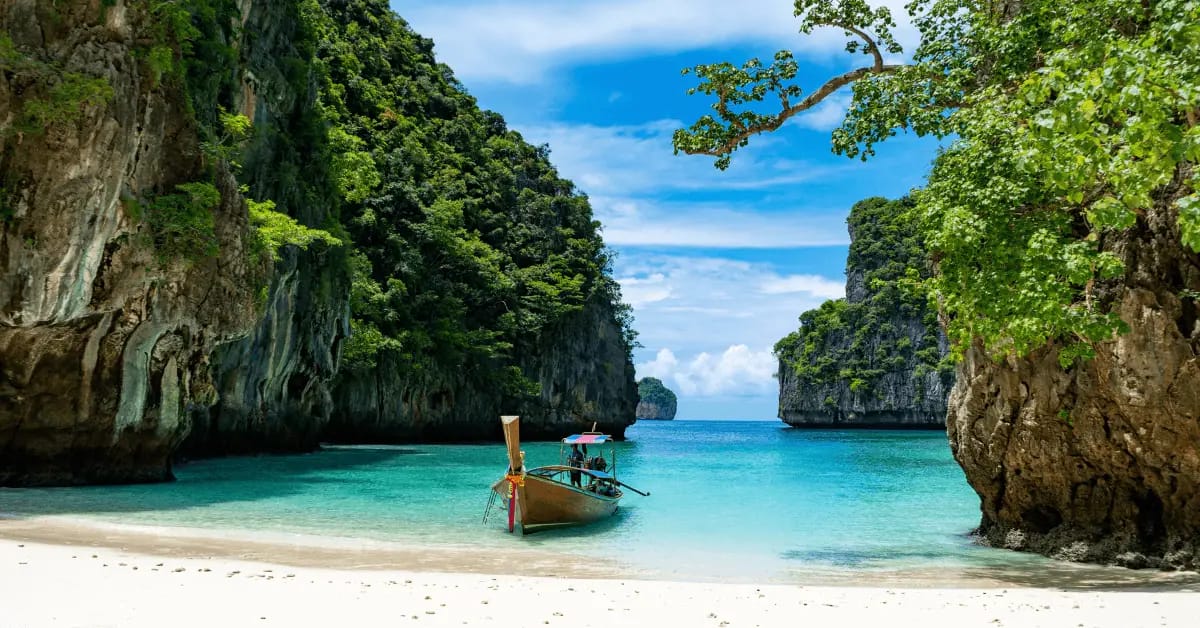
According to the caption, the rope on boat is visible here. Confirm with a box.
[482,488,500,524]
[484,471,526,527]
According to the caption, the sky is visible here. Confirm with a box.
[391,0,941,419]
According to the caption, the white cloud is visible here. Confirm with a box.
[616,253,842,362]
[638,347,679,376]
[792,90,853,131]
[506,118,855,249]
[399,0,919,85]
[658,306,755,318]
[637,345,777,397]
[402,1,842,84]
[520,119,847,197]
[759,274,845,298]
[596,197,848,248]
[617,273,672,307]
[510,119,938,251]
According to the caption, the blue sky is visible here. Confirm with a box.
[392,0,940,419]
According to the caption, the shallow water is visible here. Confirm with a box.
[1,420,1194,587]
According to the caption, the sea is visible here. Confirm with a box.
[1,420,1194,587]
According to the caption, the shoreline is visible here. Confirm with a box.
[4,532,1200,628]
[2,514,1199,591]
[0,515,628,579]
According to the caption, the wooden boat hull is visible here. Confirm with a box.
[493,473,619,533]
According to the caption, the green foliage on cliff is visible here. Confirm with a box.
[637,377,678,408]
[201,111,254,169]
[677,0,1199,366]
[141,1,342,269]
[142,182,221,263]
[775,197,945,395]
[148,0,240,119]
[0,34,114,136]
[130,0,632,397]
[306,0,635,393]
[248,198,342,261]
[17,72,112,132]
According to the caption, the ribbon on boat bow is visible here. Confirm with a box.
[505,472,524,533]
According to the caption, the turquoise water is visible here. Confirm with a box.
[0,421,1185,585]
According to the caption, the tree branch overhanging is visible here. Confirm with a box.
[680,62,905,159]
[836,22,886,71]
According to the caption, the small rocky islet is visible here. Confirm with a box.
[635,377,677,420]
[775,197,951,429]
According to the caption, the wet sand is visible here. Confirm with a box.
[0,516,628,578]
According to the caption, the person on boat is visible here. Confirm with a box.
[588,452,611,492]
[568,444,584,488]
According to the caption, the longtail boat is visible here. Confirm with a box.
[487,415,648,534]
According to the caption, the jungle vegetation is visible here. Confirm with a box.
[675,0,1199,367]
[136,0,635,397]
[307,0,636,394]
[774,197,947,396]
[637,377,678,410]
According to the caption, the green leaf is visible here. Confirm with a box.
[1087,196,1136,231]
[248,198,341,261]
[1179,193,1200,252]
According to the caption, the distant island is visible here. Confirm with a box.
[774,197,952,428]
[636,378,678,420]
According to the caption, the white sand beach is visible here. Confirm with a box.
[2,519,1199,628]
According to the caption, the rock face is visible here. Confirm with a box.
[316,1,638,444]
[636,377,677,420]
[778,336,951,428]
[0,0,634,485]
[180,0,348,457]
[328,297,637,441]
[948,176,1200,570]
[775,198,953,428]
[185,247,347,455]
[0,1,263,484]
[0,0,345,483]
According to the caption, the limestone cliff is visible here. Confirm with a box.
[0,0,635,486]
[328,295,637,441]
[775,197,952,428]
[0,0,346,483]
[318,1,638,443]
[0,0,264,484]
[636,377,677,420]
[180,0,348,457]
[949,172,1200,570]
